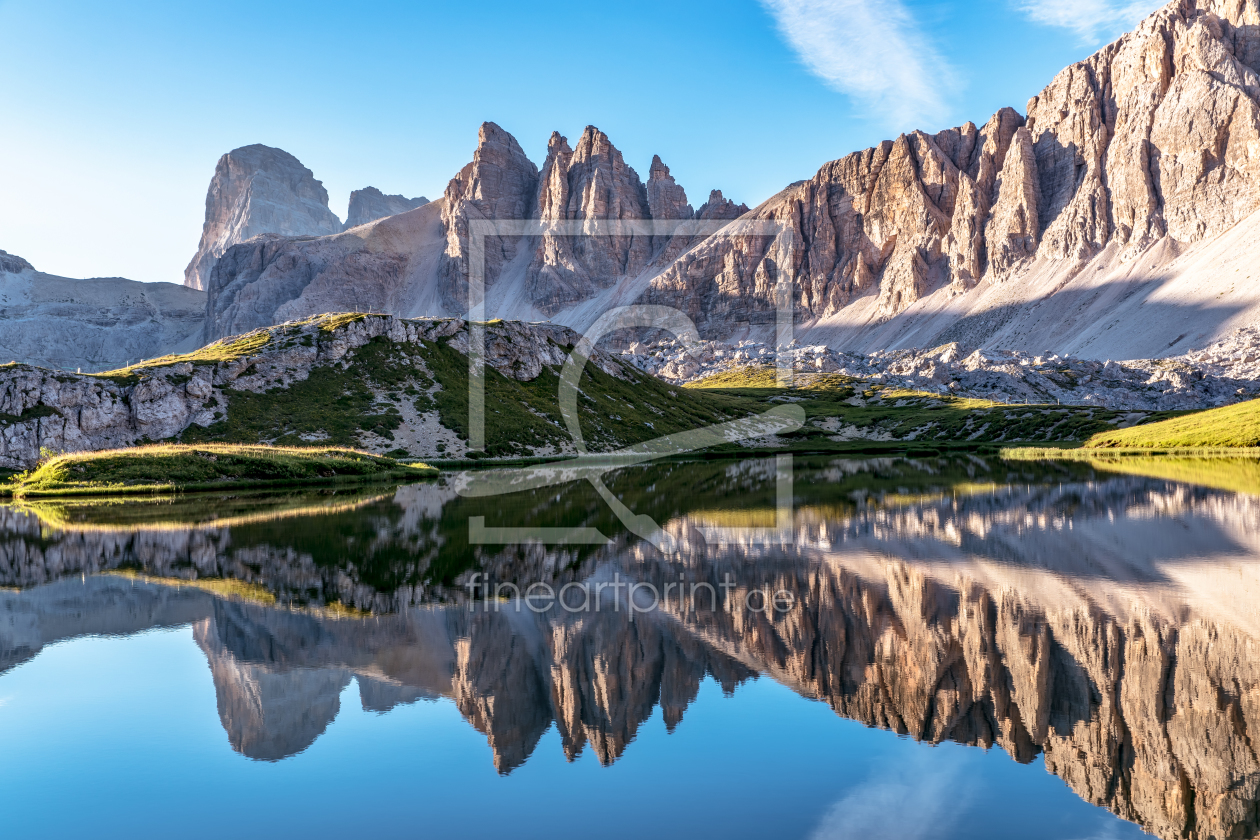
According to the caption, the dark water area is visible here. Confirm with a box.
[2,454,1258,839]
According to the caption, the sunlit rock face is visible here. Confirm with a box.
[646,0,1260,339]
[185,144,342,292]
[186,1,1260,360]
[2,461,1260,837]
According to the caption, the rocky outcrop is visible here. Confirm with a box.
[438,123,539,309]
[526,127,655,313]
[645,107,1027,331]
[0,314,622,469]
[622,325,1260,410]
[184,145,342,291]
[984,127,1041,277]
[0,250,205,371]
[203,199,448,342]
[343,187,428,230]
[645,155,696,262]
[0,251,33,274]
[646,155,692,224]
[206,232,409,341]
[695,189,748,221]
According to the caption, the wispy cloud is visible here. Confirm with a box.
[1062,815,1130,840]
[808,751,973,840]
[759,0,956,132]
[1017,0,1166,43]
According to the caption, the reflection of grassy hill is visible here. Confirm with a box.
[1004,451,1260,496]
[16,487,394,531]
[104,570,278,606]
[5,444,435,498]
[9,454,1103,604]
[1084,399,1260,449]
[1077,456,1260,496]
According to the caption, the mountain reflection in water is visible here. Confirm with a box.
[1,455,1258,840]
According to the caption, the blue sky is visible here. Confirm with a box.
[0,0,1163,285]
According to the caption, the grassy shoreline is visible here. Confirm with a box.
[12,395,1260,499]
[2,444,437,499]
[1004,446,1260,460]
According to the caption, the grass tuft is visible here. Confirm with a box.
[90,330,274,384]
[3,443,437,497]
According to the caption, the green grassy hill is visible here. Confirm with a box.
[1084,399,1260,449]
[685,367,1175,452]
[5,444,435,497]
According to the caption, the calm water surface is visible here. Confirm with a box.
[1,454,1257,839]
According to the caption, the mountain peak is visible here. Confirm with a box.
[183,144,341,291]
[343,188,428,230]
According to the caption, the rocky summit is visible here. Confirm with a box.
[205,121,752,341]
[344,187,428,230]
[183,144,343,291]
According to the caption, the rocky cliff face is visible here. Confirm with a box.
[184,144,343,291]
[0,250,205,371]
[647,0,1260,350]
[0,314,622,469]
[438,122,539,309]
[203,199,449,342]
[644,107,1027,331]
[343,187,428,230]
[646,155,692,224]
[526,127,657,313]
[193,0,1260,361]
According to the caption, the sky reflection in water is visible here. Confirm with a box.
[0,454,1253,839]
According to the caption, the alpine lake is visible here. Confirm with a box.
[2,451,1258,840]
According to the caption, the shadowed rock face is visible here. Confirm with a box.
[0,251,206,371]
[184,144,342,292]
[343,188,427,230]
